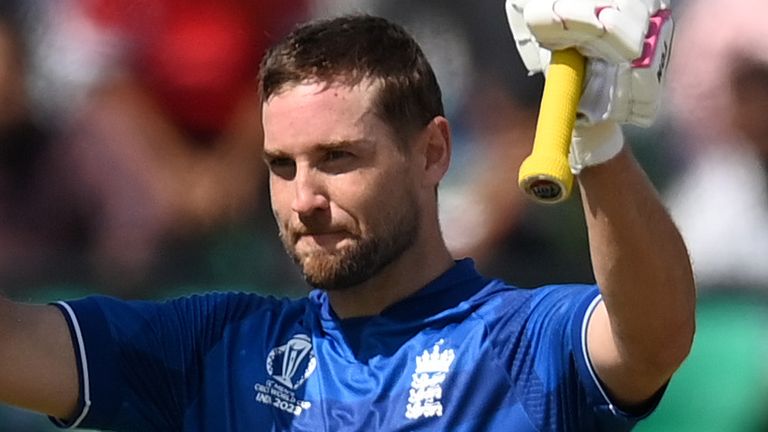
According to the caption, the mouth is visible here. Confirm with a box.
[295,231,352,250]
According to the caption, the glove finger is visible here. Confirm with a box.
[525,0,652,63]
[506,0,549,73]
[616,0,663,15]
[597,3,649,61]
[523,0,607,49]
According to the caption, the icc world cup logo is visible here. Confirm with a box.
[266,334,317,390]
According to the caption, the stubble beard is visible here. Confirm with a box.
[279,200,420,291]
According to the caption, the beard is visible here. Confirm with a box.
[278,197,420,291]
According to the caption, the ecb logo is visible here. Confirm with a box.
[266,334,317,390]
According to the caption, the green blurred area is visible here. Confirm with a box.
[637,296,768,432]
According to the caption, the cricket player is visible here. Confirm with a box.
[0,1,694,431]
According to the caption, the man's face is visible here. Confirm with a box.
[262,81,421,290]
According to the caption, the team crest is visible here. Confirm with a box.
[405,339,456,420]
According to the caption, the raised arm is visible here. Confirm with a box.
[579,145,695,407]
[0,297,79,419]
[506,0,695,408]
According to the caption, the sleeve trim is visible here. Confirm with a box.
[55,301,92,428]
[580,294,619,416]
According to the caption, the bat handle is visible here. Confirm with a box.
[518,48,586,204]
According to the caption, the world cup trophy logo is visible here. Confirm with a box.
[266,334,317,390]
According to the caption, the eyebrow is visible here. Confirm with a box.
[263,139,373,160]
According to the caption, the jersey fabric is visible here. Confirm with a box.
[50,259,657,431]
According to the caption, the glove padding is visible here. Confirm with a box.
[506,0,673,172]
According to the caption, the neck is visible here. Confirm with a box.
[326,236,454,319]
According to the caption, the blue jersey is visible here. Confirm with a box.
[51,259,655,431]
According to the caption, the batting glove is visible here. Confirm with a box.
[506,0,674,173]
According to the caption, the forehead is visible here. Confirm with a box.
[262,81,387,152]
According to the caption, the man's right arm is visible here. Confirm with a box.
[0,297,79,420]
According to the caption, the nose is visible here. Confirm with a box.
[291,167,330,215]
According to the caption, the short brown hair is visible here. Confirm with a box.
[259,15,445,146]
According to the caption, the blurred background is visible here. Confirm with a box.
[0,0,766,430]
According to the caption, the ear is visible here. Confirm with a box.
[419,116,452,188]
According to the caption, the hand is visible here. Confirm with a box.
[506,0,673,172]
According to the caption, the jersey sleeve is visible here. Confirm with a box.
[49,292,270,431]
[487,283,663,431]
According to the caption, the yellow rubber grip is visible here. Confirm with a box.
[518,48,586,204]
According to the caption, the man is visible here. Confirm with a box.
[0,4,694,432]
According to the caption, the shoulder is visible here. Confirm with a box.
[62,290,303,312]
[56,291,312,334]
[162,291,307,315]
[470,280,599,318]
[468,281,599,344]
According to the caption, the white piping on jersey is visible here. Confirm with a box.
[580,294,619,416]
[56,301,92,428]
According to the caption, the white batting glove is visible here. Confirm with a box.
[506,0,674,173]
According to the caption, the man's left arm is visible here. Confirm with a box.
[579,143,695,409]
[506,0,696,409]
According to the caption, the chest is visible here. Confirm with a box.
[187,321,541,432]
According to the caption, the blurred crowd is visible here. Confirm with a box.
[0,0,767,430]
[0,0,310,302]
